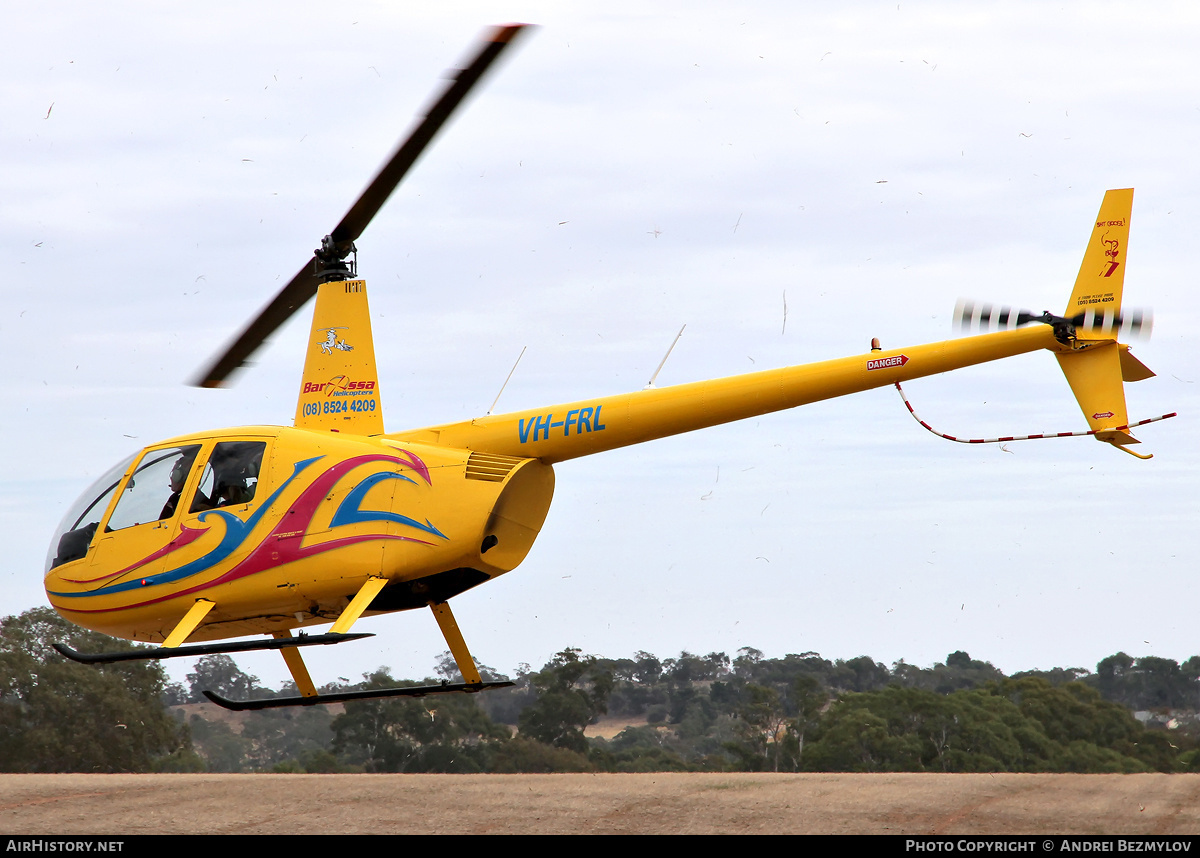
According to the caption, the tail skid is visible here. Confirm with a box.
[893,381,1176,458]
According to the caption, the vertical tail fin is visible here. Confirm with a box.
[294,278,385,435]
[1057,189,1154,458]
[1065,188,1133,318]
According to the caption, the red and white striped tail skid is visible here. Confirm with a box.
[893,382,1176,445]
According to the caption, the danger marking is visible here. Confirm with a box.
[867,354,909,371]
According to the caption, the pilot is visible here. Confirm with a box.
[159,450,200,519]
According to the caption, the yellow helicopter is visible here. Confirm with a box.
[45,24,1171,710]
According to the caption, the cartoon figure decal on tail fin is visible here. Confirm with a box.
[318,328,355,355]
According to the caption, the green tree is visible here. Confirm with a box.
[1095,652,1136,706]
[517,649,613,754]
[489,737,592,773]
[1129,657,1183,709]
[238,706,336,771]
[830,656,892,692]
[432,650,506,683]
[1182,657,1200,710]
[804,701,922,771]
[994,677,1164,771]
[803,686,1026,772]
[331,668,509,772]
[0,608,190,772]
[728,683,788,771]
[186,654,266,703]
[900,651,1007,694]
[187,715,251,772]
[781,674,828,770]
[801,678,1170,774]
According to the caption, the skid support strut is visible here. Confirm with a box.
[429,600,482,687]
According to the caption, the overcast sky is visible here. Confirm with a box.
[3,1,1197,691]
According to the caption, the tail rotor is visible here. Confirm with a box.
[953,299,1152,342]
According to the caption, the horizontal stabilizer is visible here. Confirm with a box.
[1094,428,1138,446]
[1119,344,1155,382]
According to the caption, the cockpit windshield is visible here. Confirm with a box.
[45,451,137,572]
[45,440,266,573]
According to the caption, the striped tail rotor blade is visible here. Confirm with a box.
[1119,307,1152,339]
[953,299,996,332]
[1070,306,1153,340]
[954,299,1038,334]
[952,298,973,332]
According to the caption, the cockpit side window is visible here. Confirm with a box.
[105,445,203,532]
[189,441,266,513]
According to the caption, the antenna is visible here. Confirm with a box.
[646,325,686,389]
[488,346,526,415]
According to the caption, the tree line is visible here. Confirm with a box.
[3,607,1199,774]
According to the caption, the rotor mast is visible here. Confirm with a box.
[315,235,357,283]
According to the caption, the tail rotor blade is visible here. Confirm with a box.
[1067,307,1153,340]
[1121,308,1152,339]
[954,299,1038,333]
[957,298,1153,341]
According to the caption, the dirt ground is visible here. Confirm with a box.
[2,773,1199,834]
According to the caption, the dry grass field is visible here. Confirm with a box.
[2,773,1199,834]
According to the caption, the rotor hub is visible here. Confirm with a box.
[314,235,357,282]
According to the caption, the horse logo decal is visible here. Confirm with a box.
[317,327,354,355]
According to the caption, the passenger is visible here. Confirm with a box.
[212,478,252,508]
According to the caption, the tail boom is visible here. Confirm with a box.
[391,190,1163,463]
[388,325,1061,463]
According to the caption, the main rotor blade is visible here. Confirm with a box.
[331,23,530,250]
[192,24,531,389]
[192,256,321,387]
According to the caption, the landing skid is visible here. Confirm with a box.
[204,679,515,711]
[58,592,503,711]
[52,632,372,665]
